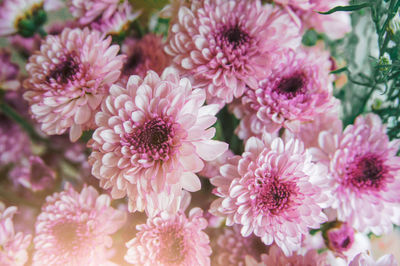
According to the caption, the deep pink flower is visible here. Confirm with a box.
[23,27,124,141]
[325,222,355,254]
[312,113,400,235]
[211,134,332,255]
[121,34,171,80]
[33,184,127,266]
[88,69,228,212]
[0,50,20,91]
[165,0,301,104]
[125,207,211,265]
[0,203,32,266]
[234,46,336,139]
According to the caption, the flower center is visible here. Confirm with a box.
[255,178,296,215]
[47,54,80,84]
[121,117,176,161]
[345,153,387,190]
[157,227,187,264]
[276,74,305,99]
[51,220,86,252]
[218,23,250,50]
[124,50,142,74]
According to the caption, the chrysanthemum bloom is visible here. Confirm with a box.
[198,149,234,179]
[212,225,266,266]
[89,69,228,212]
[165,0,301,104]
[23,27,124,141]
[211,134,331,255]
[67,0,120,25]
[0,203,32,266]
[9,155,56,192]
[233,46,335,138]
[0,116,30,166]
[349,252,398,266]
[0,50,20,91]
[245,245,328,266]
[121,34,171,80]
[312,114,400,235]
[125,207,211,265]
[33,184,127,266]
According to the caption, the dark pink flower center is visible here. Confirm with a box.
[122,117,177,161]
[222,24,249,48]
[275,73,306,99]
[255,178,297,215]
[157,226,187,264]
[123,49,142,75]
[47,53,80,84]
[51,220,87,253]
[345,153,387,190]
[216,23,250,55]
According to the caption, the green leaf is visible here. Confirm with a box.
[318,3,371,15]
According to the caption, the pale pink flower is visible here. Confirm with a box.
[89,69,228,212]
[198,149,234,179]
[0,50,20,91]
[165,0,301,104]
[0,203,32,266]
[211,134,331,255]
[234,46,335,138]
[213,225,266,266]
[33,184,127,266]
[274,0,314,11]
[23,27,124,141]
[349,252,398,266]
[9,155,56,192]
[67,0,120,25]
[312,114,400,235]
[121,34,171,80]
[125,207,211,265]
[245,245,328,266]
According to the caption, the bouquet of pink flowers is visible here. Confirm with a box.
[0,0,400,265]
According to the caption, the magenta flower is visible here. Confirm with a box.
[325,222,355,254]
[234,46,336,139]
[0,203,32,266]
[23,27,124,141]
[33,184,127,266]
[125,207,211,265]
[211,134,332,255]
[89,69,228,212]
[312,113,400,235]
[165,0,301,104]
[0,49,20,91]
[121,34,171,80]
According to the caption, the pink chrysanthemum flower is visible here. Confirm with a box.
[0,50,20,91]
[23,27,124,141]
[234,46,335,138]
[165,0,301,104]
[125,207,211,265]
[0,203,32,266]
[212,225,266,266]
[0,116,30,165]
[33,184,127,266]
[9,155,56,192]
[245,245,328,266]
[349,252,398,266]
[198,149,234,179]
[312,114,400,235]
[67,0,120,25]
[121,34,171,80]
[89,69,228,212]
[211,134,331,255]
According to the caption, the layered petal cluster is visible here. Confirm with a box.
[121,34,171,80]
[0,50,20,91]
[125,207,211,265]
[349,252,398,266]
[165,0,301,104]
[88,69,228,212]
[67,0,120,25]
[23,27,124,141]
[33,184,127,266]
[0,203,32,266]
[245,245,328,266]
[211,135,331,255]
[312,114,400,235]
[234,46,336,138]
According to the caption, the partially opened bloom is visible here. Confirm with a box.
[165,0,301,104]
[125,207,211,265]
[0,203,32,266]
[0,50,20,91]
[33,184,127,266]
[211,135,331,255]
[23,27,124,141]
[312,114,400,235]
[89,69,228,212]
[234,46,336,138]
